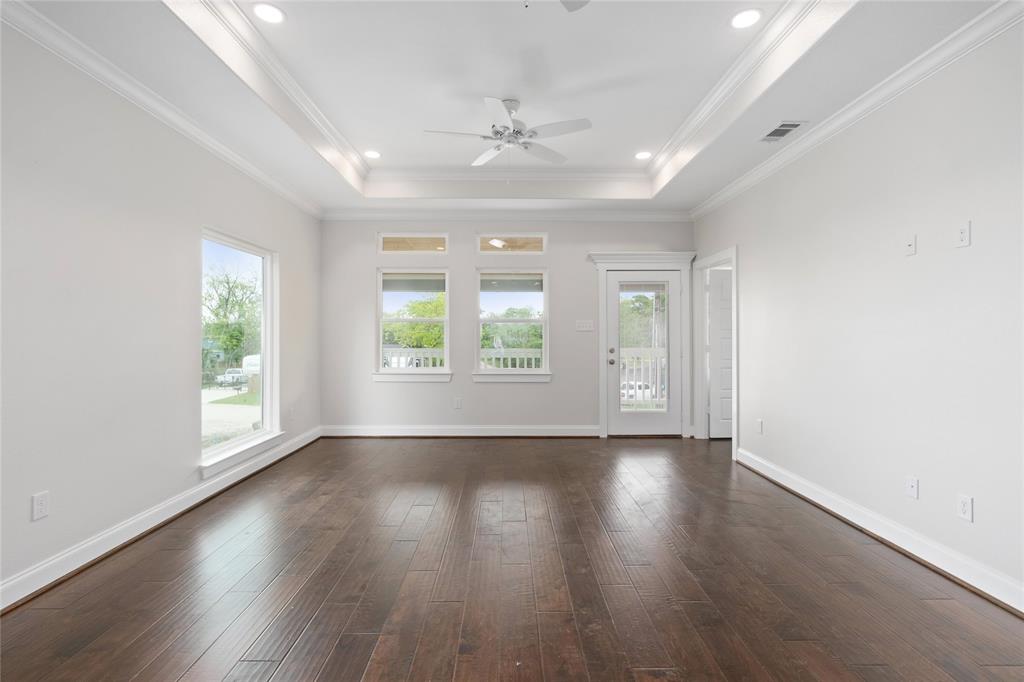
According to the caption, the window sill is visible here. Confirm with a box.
[373,372,452,383]
[200,430,285,479]
[472,372,552,383]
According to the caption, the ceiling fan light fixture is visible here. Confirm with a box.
[731,9,762,29]
[364,150,381,159]
[634,151,652,160]
[488,239,507,249]
[253,3,285,24]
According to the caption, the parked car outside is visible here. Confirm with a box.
[216,368,247,386]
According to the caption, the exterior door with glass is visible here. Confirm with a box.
[606,271,682,435]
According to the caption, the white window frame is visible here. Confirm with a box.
[474,269,551,383]
[477,232,547,255]
[200,229,282,475]
[374,268,451,382]
[378,232,449,255]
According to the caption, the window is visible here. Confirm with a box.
[378,271,449,378]
[201,234,276,457]
[478,233,546,254]
[380,233,448,254]
[476,271,549,380]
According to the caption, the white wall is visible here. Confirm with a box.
[320,221,694,433]
[695,27,1023,607]
[1,28,322,604]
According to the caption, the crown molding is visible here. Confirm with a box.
[205,1,369,179]
[1,0,321,217]
[691,0,1024,220]
[321,209,693,224]
[368,167,648,182]
[162,0,365,193]
[651,0,817,174]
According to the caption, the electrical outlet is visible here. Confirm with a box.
[31,491,50,521]
[904,476,919,499]
[955,220,972,248]
[957,494,974,522]
[904,234,917,256]
[756,418,764,435]
[453,397,463,410]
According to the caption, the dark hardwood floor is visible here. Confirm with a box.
[2,437,1021,681]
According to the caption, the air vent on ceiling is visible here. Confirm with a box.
[761,121,803,142]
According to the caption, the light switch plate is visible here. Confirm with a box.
[575,320,595,332]
[904,234,917,256]
[904,476,919,499]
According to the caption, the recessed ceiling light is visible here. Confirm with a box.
[253,3,285,24]
[488,239,507,249]
[634,151,652,161]
[731,9,761,29]
[364,150,381,159]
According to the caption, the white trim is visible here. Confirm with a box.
[737,447,1024,612]
[590,252,697,438]
[651,0,819,175]
[472,373,552,383]
[200,430,284,479]
[323,424,598,437]
[588,252,698,268]
[0,426,323,609]
[0,1,320,217]
[372,372,452,383]
[692,247,739,460]
[378,232,449,255]
[477,233,548,255]
[692,1,1024,219]
[322,210,693,224]
[161,0,365,193]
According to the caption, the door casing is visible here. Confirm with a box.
[589,252,696,438]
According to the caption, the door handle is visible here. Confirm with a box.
[608,358,616,365]
[608,347,615,354]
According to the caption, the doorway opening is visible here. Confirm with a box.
[693,248,737,458]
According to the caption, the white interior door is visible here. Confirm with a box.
[707,268,733,438]
[606,271,682,435]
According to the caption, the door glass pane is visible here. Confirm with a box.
[618,282,668,412]
[202,239,264,451]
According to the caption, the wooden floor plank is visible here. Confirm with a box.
[2,437,1019,682]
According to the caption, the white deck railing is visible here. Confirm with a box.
[382,346,665,394]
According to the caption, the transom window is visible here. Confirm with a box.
[380,233,448,254]
[478,272,548,372]
[479,233,546,254]
[379,271,449,371]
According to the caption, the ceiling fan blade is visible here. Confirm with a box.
[560,0,590,12]
[472,145,506,167]
[527,118,592,139]
[484,97,514,131]
[424,129,493,139]
[521,142,566,165]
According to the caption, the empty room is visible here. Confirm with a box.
[1,0,1022,680]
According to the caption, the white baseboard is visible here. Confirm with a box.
[736,447,1024,612]
[322,424,600,437]
[0,426,322,609]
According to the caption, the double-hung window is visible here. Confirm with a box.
[377,270,450,381]
[475,271,549,382]
[201,232,278,466]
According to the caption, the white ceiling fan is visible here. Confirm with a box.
[425,97,592,167]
